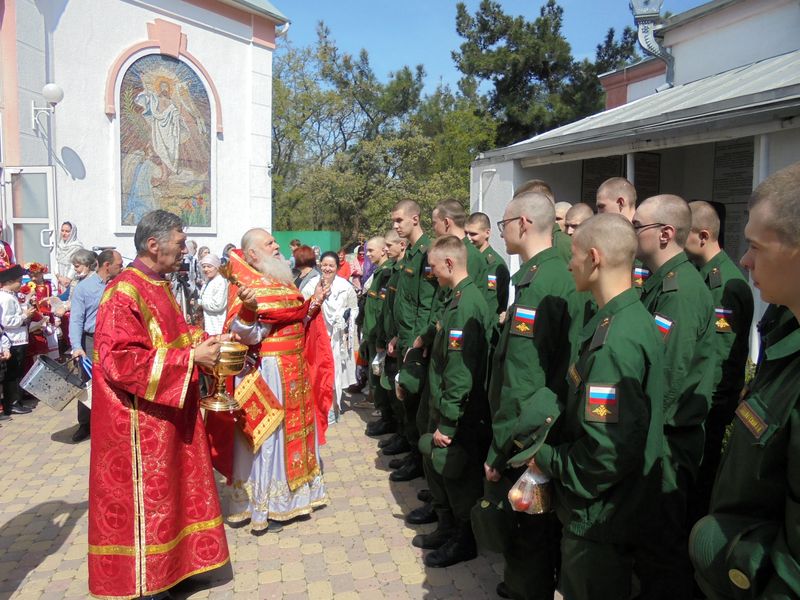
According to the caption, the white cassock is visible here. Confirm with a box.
[321,275,359,412]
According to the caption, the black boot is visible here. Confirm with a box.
[378,432,402,449]
[388,455,409,470]
[417,489,433,503]
[423,525,477,568]
[366,419,396,437]
[412,511,455,549]
[406,502,438,525]
[496,581,511,598]
[389,453,423,481]
[382,436,411,456]
[71,423,91,443]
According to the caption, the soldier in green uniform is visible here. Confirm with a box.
[514,179,572,262]
[690,162,800,599]
[481,191,582,600]
[528,213,665,600]
[373,233,407,451]
[361,235,396,436]
[596,176,653,290]
[386,199,437,481]
[405,200,489,523]
[685,200,754,521]
[634,194,716,599]
[466,211,511,319]
[564,203,594,237]
[412,236,492,568]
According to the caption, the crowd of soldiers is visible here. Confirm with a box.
[355,161,800,600]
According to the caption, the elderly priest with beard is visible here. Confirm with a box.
[206,228,334,535]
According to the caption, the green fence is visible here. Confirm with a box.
[273,231,342,258]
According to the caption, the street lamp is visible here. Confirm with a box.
[31,83,64,132]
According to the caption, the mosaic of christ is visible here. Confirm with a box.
[120,54,211,227]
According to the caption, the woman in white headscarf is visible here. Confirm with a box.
[197,253,228,335]
[55,221,83,293]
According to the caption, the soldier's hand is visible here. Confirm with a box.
[195,336,222,370]
[0,349,10,361]
[484,463,501,482]
[412,336,424,349]
[238,286,258,310]
[526,457,544,476]
[498,311,507,325]
[433,429,451,448]
[387,336,398,357]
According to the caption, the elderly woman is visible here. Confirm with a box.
[319,250,359,422]
[197,254,228,335]
[293,245,321,299]
[55,221,84,293]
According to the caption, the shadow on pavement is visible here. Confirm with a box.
[171,561,235,599]
[0,500,87,596]
[50,424,81,445]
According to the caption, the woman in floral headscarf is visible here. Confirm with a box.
[55,221,83,293]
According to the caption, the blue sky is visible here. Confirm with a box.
[280,0,706,94]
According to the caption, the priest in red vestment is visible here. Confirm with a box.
[205,229,334,534]
[88,210,230,599]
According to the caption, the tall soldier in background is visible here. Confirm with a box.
[466,212,510,322]
[684,200,754,522]
[634,194,716,599]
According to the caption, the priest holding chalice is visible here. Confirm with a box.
[88,210,230,600]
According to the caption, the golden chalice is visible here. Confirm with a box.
[200,341,249,412]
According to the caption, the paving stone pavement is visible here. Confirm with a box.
[0,395,562,599]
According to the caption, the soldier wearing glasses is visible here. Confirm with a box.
[633,194,716,599]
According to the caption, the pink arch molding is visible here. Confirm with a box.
[105,19,224,134]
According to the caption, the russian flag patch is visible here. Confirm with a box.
[511,306,536,337]
[585,385,618,423]
[448,329,463,351]
[487,274,497,290]
[632,266,650,287]
[654,313,674,341]
[715,307,733,332]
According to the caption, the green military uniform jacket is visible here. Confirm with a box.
[553,223,572,263]
[699,313,800,598]
[376,259,403,349]
[428,278,492,438]
[640,252,715,478]
[486,246,581,470]
[393,234,437,350]
[537,288,665,544]
[362,260,394,349]
[699,251,754,403]
[482,245,510,316]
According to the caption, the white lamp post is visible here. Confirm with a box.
[31,83,64,132]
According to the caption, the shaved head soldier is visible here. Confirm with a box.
[515,180,572,262]
[685,201,754,524]
[564,203,594,236]
[597,177,649,289]
[691,162,800,598]
[633,194,716,599]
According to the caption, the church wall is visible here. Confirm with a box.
[48,0,275,259]
[15,0,49,167]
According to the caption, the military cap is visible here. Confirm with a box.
[690,514,779,596]
[398,347,427,395]
[470,479,515,554]
[506,387,561,468]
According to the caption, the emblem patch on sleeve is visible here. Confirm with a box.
[585,385,618,423]
[487,274,497,290]
[715,307,733,332]
[632,266,650,287]
[735,400,767,440]
[654,313,674,341]
[424,265,435,279]
[379,287,387,300]
[448,329,463,351]
[511,306,536,337]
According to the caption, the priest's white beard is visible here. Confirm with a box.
[250,249,294,285]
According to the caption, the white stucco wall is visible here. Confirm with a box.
[665,0,800,85]
[44,0,275,259]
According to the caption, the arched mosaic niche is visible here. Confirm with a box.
[119,54,211,227]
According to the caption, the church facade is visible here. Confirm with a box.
[0,0,288,265]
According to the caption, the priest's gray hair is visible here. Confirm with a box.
[134,210,184,255]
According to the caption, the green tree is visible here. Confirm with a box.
[453,0,638,146]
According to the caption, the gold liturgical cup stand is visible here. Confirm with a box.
[200,341,248,412]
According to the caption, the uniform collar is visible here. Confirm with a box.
[512,247,559,286]
[579,287,639,343]
[765,314,800,360]
[698,250,726,279]
[642,252,689,293]
[407,233,430,257]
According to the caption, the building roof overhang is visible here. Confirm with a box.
[474,49,800,168]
